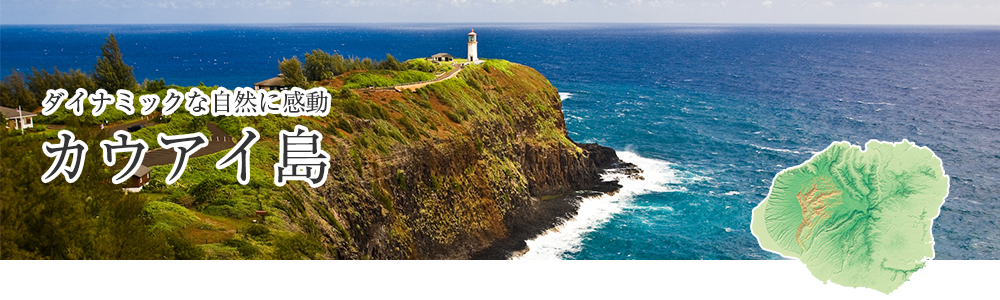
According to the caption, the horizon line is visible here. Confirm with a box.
[2,22,1000,27]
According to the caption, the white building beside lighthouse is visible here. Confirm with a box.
[467,29,479,62]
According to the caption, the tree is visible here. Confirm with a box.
[0,128,175,259]
[278,57,310,89]
[0,70,35,110]
[27,67,97,102]
[140,78,166,92]
[330,53,347,75]
[376,54,405,71]
[303,49,335,81]
[359,58,374,70]
[94,34,138,92]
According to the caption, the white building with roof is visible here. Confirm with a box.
[1,106,35,130]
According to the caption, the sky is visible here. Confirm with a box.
[1,0,998,25]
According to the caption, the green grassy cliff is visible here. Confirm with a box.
[1,61,621,260]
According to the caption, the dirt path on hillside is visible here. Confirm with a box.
[393,65,464,92]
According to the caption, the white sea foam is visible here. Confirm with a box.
[857,101,896,106]
[514,151,701,260]
[559,92,573,101]
[749,144,816,155]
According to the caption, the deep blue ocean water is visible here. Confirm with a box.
[2,24,998,260]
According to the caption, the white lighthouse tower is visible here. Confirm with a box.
[467,29,479,62]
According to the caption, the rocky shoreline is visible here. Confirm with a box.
[267,63,646,260]
[471,143,642,260]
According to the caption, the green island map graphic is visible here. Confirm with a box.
[751,140,949,294]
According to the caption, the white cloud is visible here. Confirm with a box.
[5,0,1000,25]
[868,2,888,8]
[700,1,727,7]
[626,0,666,5]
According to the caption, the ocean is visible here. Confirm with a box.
[2,24,998,260]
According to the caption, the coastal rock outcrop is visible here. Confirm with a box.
[282,62,629,259]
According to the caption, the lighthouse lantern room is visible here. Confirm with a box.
[467,29,478,62]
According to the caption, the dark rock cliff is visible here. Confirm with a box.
[280,61,625,259]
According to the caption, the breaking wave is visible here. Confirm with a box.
[514,151,696,260]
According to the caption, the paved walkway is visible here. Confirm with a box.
[106,115,156,133]
[141,122,235,167]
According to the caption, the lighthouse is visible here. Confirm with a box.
[467,29,478,62]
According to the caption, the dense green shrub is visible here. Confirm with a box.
[244,224,271,238]
[303,49,341,81]
[342,72,396,89]
[336,116,354,133]
[130,113,209,149]
[166,232,206,260]
[444,110,462,123]
[340,70,434,89]
[301,50,420,81]
[482,59,515,76]
[272,233,322,260]
[143,201,200,231]
[398,116,419,139]
[141,78,166,93]
[406,59,435,73]
[223,238,260,259]
[336,97,372,119]
[189,178,223,207]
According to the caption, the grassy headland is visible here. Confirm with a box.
[2,39,616,259]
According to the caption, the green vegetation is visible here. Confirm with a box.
[130,110,210,149]
[1,125,180,259]
[144,201,200,232]
[300,50,409,81]
[141,78,166,93]
[34,96,142,126]
[223,237,261,258]
[1,33,154,113]
[293,49,442,92]
[94,34,139,92]
[244,224,271,238]
[1,68,97,111]
[303,49,344,81]
[272,233,323,260]
[405,59,435,73]
[481,59,514,76]
[4,54,586,260]
[340,70,434,89]
[376,54,406,71]
[278,57,310,89]
[751,140,949,294]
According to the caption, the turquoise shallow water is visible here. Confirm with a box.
[3,24,998,259]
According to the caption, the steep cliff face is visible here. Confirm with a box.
[282,61,621,259]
